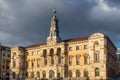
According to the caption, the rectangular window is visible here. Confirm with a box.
[95,54,99,62]
[2,65,5,69]
[37,51,40,55]
[51,57,54,65]
[26,72,28,78]
[69,47,72,51]
[84,45,87,50]
[6,60,9,64]
[76,46,79,51]
[37,59,40,67]
[26,61,28,68]
[69,56,72,65]
[8,54,10,57]
[119,55,120,60]
[44,58,47,65]
[13,61,16,68]
[7,66,9,69]
[32,51,35,55]
[76,56,80,65]
[31,60,34,68]
[31,72,34,78]
[84,56,88,65]
[3,53,5,56]
[58,56,61,64]
[3,59,5,63]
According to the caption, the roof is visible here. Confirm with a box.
[25,35,116,50]
[26,43,46,48]
[63,37,88,42]
[0,45,10,51]
[26,37,88,48]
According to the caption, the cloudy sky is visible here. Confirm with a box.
[0,0,120,47]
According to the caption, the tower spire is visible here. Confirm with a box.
[47,9,61,45]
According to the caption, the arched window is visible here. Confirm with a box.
[37,72,40,78]
[50,49,54,65]
[50,48,54,55]
[94,41,99,46]
[84,69,88,77]
[57,48,61,54]
[43,49,47,57]
[57,48,62,64]
[94,41,99,50]
[43,49,47,65]
[49,70,55,79]
[68,70,72,78]
[12,72,16,79]
[76,70,80,78]
[42,71,46,78]
[95,68,100,76]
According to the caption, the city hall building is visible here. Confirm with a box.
[10,10,117,80]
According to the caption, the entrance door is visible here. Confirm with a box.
[49,70,55,80]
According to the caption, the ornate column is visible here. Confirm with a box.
[46,70,49,79]
[47,56,50,66]
[54,55,58,65]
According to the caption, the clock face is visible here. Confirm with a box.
[50,41,54,45]
[47,38,56,45]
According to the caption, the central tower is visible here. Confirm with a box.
[47,10,61,45]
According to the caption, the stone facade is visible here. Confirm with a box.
[10,10,117,80]
[0,45,11,80]
[116,48,120,77]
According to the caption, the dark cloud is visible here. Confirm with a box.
[0,0,120,48]
[106,0,120,6]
